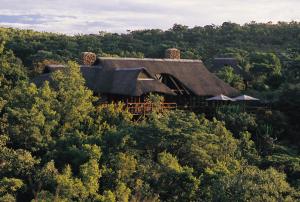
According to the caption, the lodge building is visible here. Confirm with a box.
[33,49,239,115]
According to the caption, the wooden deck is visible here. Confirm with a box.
[100,101,268,117]
[126,102,177,115]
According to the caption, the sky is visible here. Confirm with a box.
[0,0,299,35]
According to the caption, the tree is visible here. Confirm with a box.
[0,50,27,99]
[156,151,200,201]
[132,110,239,173]
[111,153,137,182]
[0,30,6,54]
[50,61,95,134]
[0,177,24,201]
[55,165,88,201]
[216,105,257,136]
[0,135,38,178]
[0,135,38,201]
[284,55,300,84]
[1,61,105,200]
[277,83,300,142]
[208,166,297,202]
[249,52,282,89]
[217,66,246,90]
[80,159,101,197]
[115,182,131,202]
[238,132,261,164]
[2,82,58,153]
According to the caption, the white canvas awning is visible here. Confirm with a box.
[206,94,235,101]
[233,95,259,101]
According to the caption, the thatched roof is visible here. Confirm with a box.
[94,57,239,96]
[43,65,66,73]
[34,65,175,96]
[33,57,239,97]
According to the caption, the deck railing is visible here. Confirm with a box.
[126,102,177,115]
[100,102,268,116]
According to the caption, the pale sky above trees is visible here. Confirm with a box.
[0,0,299,34]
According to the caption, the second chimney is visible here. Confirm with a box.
[165,48,180,59]
[82,52,97,65]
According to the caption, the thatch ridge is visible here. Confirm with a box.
[95,57,203,63]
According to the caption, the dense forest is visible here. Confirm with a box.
[0,22,300,201]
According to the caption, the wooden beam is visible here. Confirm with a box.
[168,76,191,95]
[168,76,183,95]
[180,83,191,95]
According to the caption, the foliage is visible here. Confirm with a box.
[0,50,27,99]
[249,52,282,90]
[261,144,300,189]
[207,165,297,202]
[217,66,245,90]
[277,83,300,141]
[1,22,300,201]
[0,177,24,201]
[145,93,165,112]
[32,59,62,76]
[216,105,257,136]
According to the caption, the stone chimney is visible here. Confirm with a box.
[165,48,180,59]
[81,52,97,65]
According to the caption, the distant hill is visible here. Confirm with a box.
[1,21,300,68]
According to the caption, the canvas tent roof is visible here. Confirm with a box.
[206,94,235,101]
[233,95,259,101]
